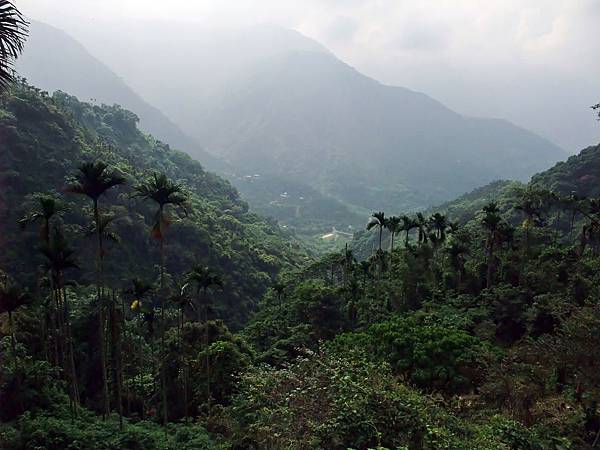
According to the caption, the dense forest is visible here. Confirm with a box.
[3,3,600,449]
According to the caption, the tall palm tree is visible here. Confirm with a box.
[169,283,195,418]
[18,193,68,245]
[66,161,125,418]
[578,198,600,256]
[108,290,124,429]
[400,215,417,247]
[19,193,67,368]
[127,279,154,420]
[445,238,469,291]
[39,227,80,407]
[0,1,28,91]
[516,189,543,257]
[481,202,503,289]
[385,216,402,255]
[186,265,223,418]
[415,213,429,245]
[134,172,187,424]
[565,192,584,235]
[428,213,448,241]
[367,212,386,251]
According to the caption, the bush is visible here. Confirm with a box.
[226,346,481,449]
[0,407,214,450]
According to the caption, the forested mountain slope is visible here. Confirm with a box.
[435,141,600,223]
[195,50,565,212]
[0,81,309,326]
[3,80,600,448]
[239,138,600,448]
[531,143,600,198]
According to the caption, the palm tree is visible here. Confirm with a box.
[367,212,386,251]
[108,290,124,429]
[0,1,28,91]
[19,193,67,368]
[516,189,543,257]
[186,265,223,418]
[428,213,448,241]
[358,260,371,291]
[566,192,584,235]
[128,281,154,420]
[18,193,68,245]
[445,237,469,291]
[481,202,503,289]
[385,216,402,255]
[334,244,356,286]
[39,227,80,407]
[400,215,417,247]
[66,161,125,418]
[578,198,600,256]
[134,172,187,424]
[415,213,429,245]
[169,283,195,418]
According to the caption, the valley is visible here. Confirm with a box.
[2,3,600,449]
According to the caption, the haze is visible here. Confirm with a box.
[21,0,600,152]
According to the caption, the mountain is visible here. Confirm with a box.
[428,141,600,224]
[62,22,566,212]
[0,81,310,327]
[192,50,565,212]
[531,143,600,198]
[16,21,362,240]
[15,20,224,171]
[19,21,566,231]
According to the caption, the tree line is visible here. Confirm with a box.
[2,160,227,427]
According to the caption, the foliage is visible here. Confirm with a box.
[0,407,214,450]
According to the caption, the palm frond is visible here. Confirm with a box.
[0,0,28,90]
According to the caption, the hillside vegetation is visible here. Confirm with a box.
[0,82,308,328]
[3,81,600,448]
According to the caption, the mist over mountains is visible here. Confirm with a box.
[17,20,567,229]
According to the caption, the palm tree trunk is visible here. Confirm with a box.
[51,284,64,377]
[525,220,531,259]
[110,293,123,429]
[159,205,168,425]
[180,306,188,419]
[49,294,60,372]
[121,295,131,416]
[138,331,146,420]
[378,227,382,251]
[204,303,211,420]
[54,284,66,372]
[390,232,395,267]
[62,277,80,406]
[94,200,110,418]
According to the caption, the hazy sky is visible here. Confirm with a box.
[20,0,600,152]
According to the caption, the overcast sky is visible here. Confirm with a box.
[20,0,600,152]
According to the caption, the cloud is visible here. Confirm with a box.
[325,16,359,42]
[386,24,449,52]
[19,0,600,151]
